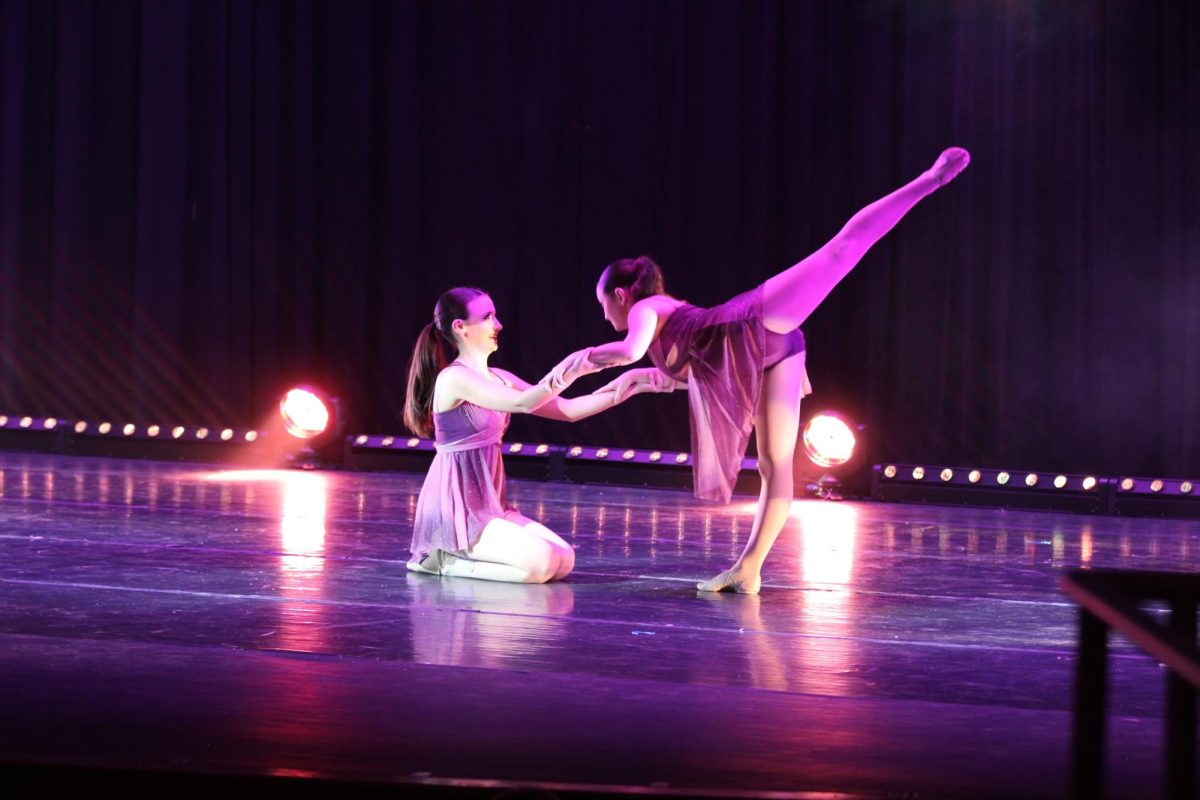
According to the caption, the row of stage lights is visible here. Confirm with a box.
[348,411,861,473]
[879,464,1194,495]
[4,393,1197,517]
[350,434,698,465]
[0,415,259,443]
[873,463,1199,517]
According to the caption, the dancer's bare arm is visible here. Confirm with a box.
[493,368,675,422]
[588,300,658,366]
[597,368,687,402]
[438,352,588,414]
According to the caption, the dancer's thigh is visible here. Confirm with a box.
[468,516,557,566]
[757,353,807,464]
[511,514,571,550]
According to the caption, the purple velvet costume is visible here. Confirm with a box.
[409,376,524,563]
[647,286,812,504]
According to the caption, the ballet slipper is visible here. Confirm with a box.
[406,550,448,575]
[927,147,970,187]
[696,567,762,595]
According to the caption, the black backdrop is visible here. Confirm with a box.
[2,0,1197,476]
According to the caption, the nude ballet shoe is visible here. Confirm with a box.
[928,147,970,187]
[696,567,762,595]
[406,550,450,575]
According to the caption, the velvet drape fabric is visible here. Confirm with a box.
[2,0,1197,476]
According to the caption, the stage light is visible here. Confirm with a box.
[196,428,209,440]
[245,431,259,442]
[220,429,234,441]
[1083,476,1098,491]
[622,449,636,460]
[74,421,88,434]
[19,417,32,428]
[98,423,112,434]
[596,448,609,458]
[43,418,57,430]
[1112,476,1200,517]
[172,426,185,439]
[872,465,1113,513]
[802,414,856,467]
[509,443,523,453]
[536,444,549,455]
[883,464,897,478]
[355,435,369,446]
[147,425,161,437]
[649,451,662,462]
[380,436,393,447]
[122,424,135,436]
[0,416,8,426]
[279,388,330,439]
[569,446,583,457]
[407,437,420,448]
[675,453,689,464]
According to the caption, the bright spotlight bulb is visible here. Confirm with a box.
[279,388,330,439]
[802,414,856,468]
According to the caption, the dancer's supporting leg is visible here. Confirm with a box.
[761,147,969,333]
[437,517,568,583]
[697,351,808,593]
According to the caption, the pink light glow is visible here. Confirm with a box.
[802,414,856,467]
[279,388,329,439]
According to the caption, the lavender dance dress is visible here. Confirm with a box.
[647,286,813,504]
[409,380,525,564]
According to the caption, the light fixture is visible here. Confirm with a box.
[802,413,856,467]
[279,388,330,439]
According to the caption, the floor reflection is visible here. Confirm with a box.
[408,576,575,669]
[203,469,330,653]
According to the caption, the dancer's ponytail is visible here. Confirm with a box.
[599,255,665,301]
[403,287,486,438]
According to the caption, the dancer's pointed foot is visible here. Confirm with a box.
[697,566,762,595]
[928,147,970,187]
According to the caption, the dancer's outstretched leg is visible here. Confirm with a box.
[762,147,969,333]
[698,352,807,594]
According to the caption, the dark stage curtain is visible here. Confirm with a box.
[1,0,1197,476]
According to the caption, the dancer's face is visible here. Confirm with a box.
[452,294,503,355]
[596,285,629,332]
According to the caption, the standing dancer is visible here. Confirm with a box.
[559,148,970,593]
[404,287,674,584]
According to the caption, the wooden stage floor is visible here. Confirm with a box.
[0,452,1195,798]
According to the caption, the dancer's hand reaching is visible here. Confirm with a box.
[599,368,676,402]
[544,348,597,390]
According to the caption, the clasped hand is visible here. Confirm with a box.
[542,347,600,390]
[598,368,676,402]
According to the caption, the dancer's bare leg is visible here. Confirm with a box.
[519,517,576,580]
[435,517,564,583]
[698,352,807,594]
[762,147,969,333]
